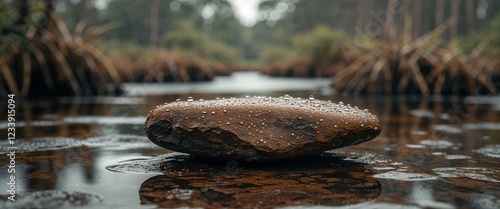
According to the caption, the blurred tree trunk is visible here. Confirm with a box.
[149,0,160,48]
[449,0,459,39]
[383,0,397,42]
[76,0,90,24]
[412,0,421,39]
[356,0,367,31]
[402,0,412,44]
[435,0,445,38]
[465,0,477,31]
[435,0,445,26]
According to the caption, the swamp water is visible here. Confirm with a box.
[0,72,499,209]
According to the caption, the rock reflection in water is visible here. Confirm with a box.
[135,153,381,208]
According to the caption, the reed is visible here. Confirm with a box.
[0,11,121,96]
[332,21,498,95]
[111,49,233,83]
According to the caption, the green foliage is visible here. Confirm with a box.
[0,0,46,56]
[456,14,500,54]
[291,25,350,59]
[259,46,290,64]
[162,22,239,62]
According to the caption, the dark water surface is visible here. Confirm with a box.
[1,72,499,209]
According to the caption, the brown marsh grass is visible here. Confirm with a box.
[111,49,234,83]
[332,21,498,95]
[0,13,122,96]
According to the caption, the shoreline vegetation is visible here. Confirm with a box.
[1,0,499,96]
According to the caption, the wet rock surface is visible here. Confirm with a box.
[145,95,381,161]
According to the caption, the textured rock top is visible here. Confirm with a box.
[145,95,381,161]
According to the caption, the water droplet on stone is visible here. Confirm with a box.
[309,95,315,100]
[227,122,230,125]
[245,95,250,99]
[284,94,290,100]
[339,101,344,105]
[211,111,216,115]
[187,96,194,102]
[176,99,181,102]
[202,111,206,114]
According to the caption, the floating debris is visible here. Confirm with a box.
[474,144,500,158]
[433,167,500,183]
[444,154,471,160]
[419,140,454,149]
[373,171,439,181]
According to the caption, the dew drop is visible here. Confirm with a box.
[309,95,315,100]
[364,109,369,112]
[320,119,323,122]
[211,111,216,115]
[176,99,181,102]
[339,101,344,105]
[227,122,230,125]
[240,121,244,125]
[166,109,170,112]
[202,111,206,114]
[223,109,227,113]
[245,95,250,99]
[284,94,290,100]
[199,99,204,102]
[187,96,194,102]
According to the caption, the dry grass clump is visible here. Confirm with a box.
[111,49,233,83]
[332,22,498,95]
[0,13,121,96]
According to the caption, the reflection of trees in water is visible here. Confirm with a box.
[7,100,110,191]
[23,146,97,190]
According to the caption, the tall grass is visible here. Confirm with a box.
[0,13,121,96]
[332,20,498,95]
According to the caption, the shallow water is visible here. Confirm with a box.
[0,72,499,209]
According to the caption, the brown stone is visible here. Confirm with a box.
[145,95,381,161]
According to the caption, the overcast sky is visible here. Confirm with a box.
[228,0,261,27]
